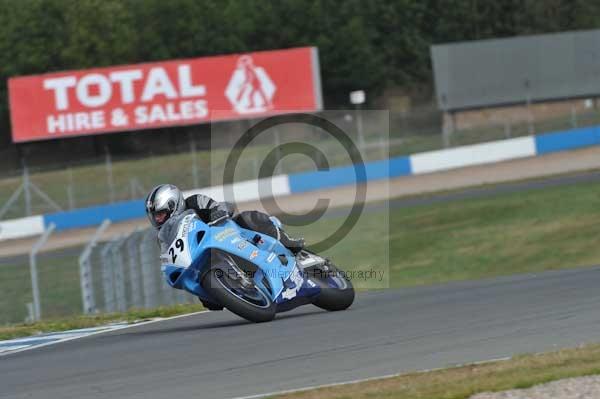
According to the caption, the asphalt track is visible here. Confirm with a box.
[3,170,600,397]
[2,266,600,399]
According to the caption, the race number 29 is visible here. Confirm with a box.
[169,239,184,263]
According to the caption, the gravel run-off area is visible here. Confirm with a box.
[471,375,600,399]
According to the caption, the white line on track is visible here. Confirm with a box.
[0,310,210,357]
[230,356,512,399]
[2,310,514,398]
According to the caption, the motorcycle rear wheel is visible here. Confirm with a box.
[309,262,355,311]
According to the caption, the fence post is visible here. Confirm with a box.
[111,236,127,313]
[126,231,144,309]
[78,220,111,314]
[379,137,387,160]
[139,230,159,309]
[129,179,135,200]
[29,223,56,321]
[101,239,118,313]
[23,164,32,216]
[504,121,512,139]
[442,111,454,148]
[105,146,115,203]
[67,167,75,210]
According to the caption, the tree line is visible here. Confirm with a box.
[1,0,599,147]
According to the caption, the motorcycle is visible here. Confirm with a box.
[159,209,355,322]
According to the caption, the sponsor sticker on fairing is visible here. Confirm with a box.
[281,268,304,300]
[215,228,237,242]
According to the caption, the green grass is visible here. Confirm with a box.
[3,171,600,334]
[271,343,600,399]
[7,174,600,324]
[0,251,81,325]
[288,175,600,289]
[0,303,204,340]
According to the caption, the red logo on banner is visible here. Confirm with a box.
[225,55,276,114]
[8,47,322,143]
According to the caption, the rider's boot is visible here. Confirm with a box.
[278,228,305,255]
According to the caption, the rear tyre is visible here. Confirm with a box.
[201,252,276,323]
[309,262,355,311]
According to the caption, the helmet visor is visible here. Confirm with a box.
[153,210,170,226]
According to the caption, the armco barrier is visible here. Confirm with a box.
[288,157,411,193]
[0,215,45,240]
[534,126,600,155]
[41,175,292,232]
[184,175,291,203]
[5,124,600,240]
[410,136,536,174]
[44,200,145,231]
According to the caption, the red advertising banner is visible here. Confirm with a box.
[8,47,322,143]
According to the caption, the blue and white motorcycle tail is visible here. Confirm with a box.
[159,210,354,322]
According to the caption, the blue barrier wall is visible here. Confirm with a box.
[33,123,600,233]
[288,156,411,193]
[535,126,600,155]
[44,200,145,231]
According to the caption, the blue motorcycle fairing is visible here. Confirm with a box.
[161,216,321,308]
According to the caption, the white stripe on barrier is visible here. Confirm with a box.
[410,136,536,175]
[0,135,547,242]
[0,215,45,241]
[184,174,291,203]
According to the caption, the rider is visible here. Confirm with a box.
[145,184,305,255]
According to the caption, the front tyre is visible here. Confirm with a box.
[309,262,355,311]
[202,253,276,323]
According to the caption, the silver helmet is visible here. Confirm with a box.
[145,184,185,229]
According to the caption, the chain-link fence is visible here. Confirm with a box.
[0,225,197,325]
[82,228,193,316]
[0,245,83,325]
[2,103,599,220]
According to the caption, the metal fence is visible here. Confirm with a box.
[0,111,393,220]
[1,104,599,323]
[0,223,195,325]
[0,241,84,325]
[4,103,599,221]
[81,226,193,316]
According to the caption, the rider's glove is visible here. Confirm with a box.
[209,208,229,222]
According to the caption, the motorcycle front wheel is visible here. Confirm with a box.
[202,251,276,323]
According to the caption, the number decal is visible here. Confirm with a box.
[169,239,185,263]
